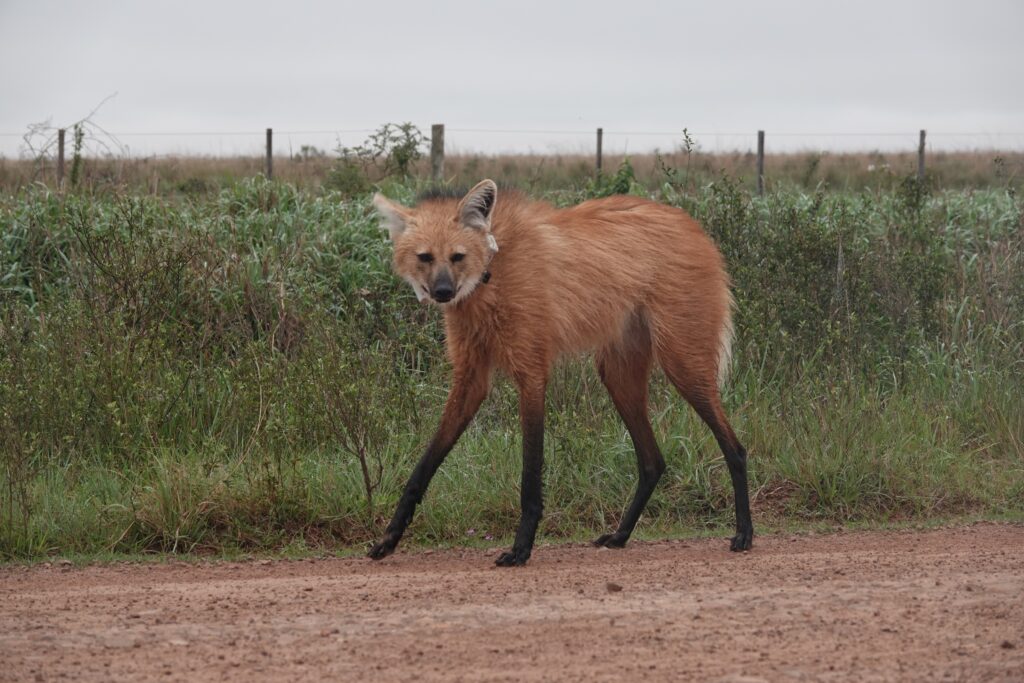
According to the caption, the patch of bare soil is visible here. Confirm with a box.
[1,523,1022,682]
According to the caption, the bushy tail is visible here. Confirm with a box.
[717,292,736,388]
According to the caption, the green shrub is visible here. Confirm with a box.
[1,176,1021,559]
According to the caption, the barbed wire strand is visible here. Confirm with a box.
[2,129,1024,138]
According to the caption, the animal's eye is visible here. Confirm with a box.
[417,253,434,263]
[451,253,465,263]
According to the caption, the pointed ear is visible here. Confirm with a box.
[458,179,497,231]
[372,193,411,240]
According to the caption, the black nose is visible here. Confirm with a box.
[432,284,454,302]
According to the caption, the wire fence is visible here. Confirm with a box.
[3,125,1024,160]
[5,123,1023,195]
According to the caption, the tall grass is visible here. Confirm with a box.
[1,172,1021,560]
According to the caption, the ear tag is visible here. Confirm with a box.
[486,234,499,253]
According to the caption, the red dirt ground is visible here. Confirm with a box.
[1,523,1022,682]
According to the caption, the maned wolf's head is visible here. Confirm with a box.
[373,179,499,306]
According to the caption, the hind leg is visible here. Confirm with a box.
[659,351,753,551]
[593,327,666,548]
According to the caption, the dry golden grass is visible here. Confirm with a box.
[1,149,1021,195]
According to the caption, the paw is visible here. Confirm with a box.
[592,532,628,549]
[729,528,753,552]
[495,547,531,567]
[368,536,398,560]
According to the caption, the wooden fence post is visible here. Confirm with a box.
[757,130,765,195]
[596,127,603,174]
[265,128,273,179]
[431,123,445,182]
[57,128,65,190]
[918,129,926,181]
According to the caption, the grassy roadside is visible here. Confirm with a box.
[5,354,1021,562]
[2,173,1022,562]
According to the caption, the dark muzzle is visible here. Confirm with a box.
[431,270,454,303]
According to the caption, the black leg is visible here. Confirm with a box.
[592,419,665,548]
[722,442,753,551]
[687,395,753,551]
[496,382,545,566]
[593,346,665,549]
[369,368,489,560]
[656,330,754,553]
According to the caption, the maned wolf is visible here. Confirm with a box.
[369,180,752,566]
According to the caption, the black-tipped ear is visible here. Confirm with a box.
[459,179,497,230]
[373,193,411,241]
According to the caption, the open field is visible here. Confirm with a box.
[1,523,1022,682]
[2,149,1023,196]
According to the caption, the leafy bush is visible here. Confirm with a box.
[584,157,643,198]
[326,122,427,197]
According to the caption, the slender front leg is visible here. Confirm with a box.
[496,379,546,567]
[368,364,490,560]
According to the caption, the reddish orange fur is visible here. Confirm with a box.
[383,186,733,395]
[369,180,751,565]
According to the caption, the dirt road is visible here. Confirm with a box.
[1,523,1021,682]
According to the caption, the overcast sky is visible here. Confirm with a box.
[1,0,1022,157]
